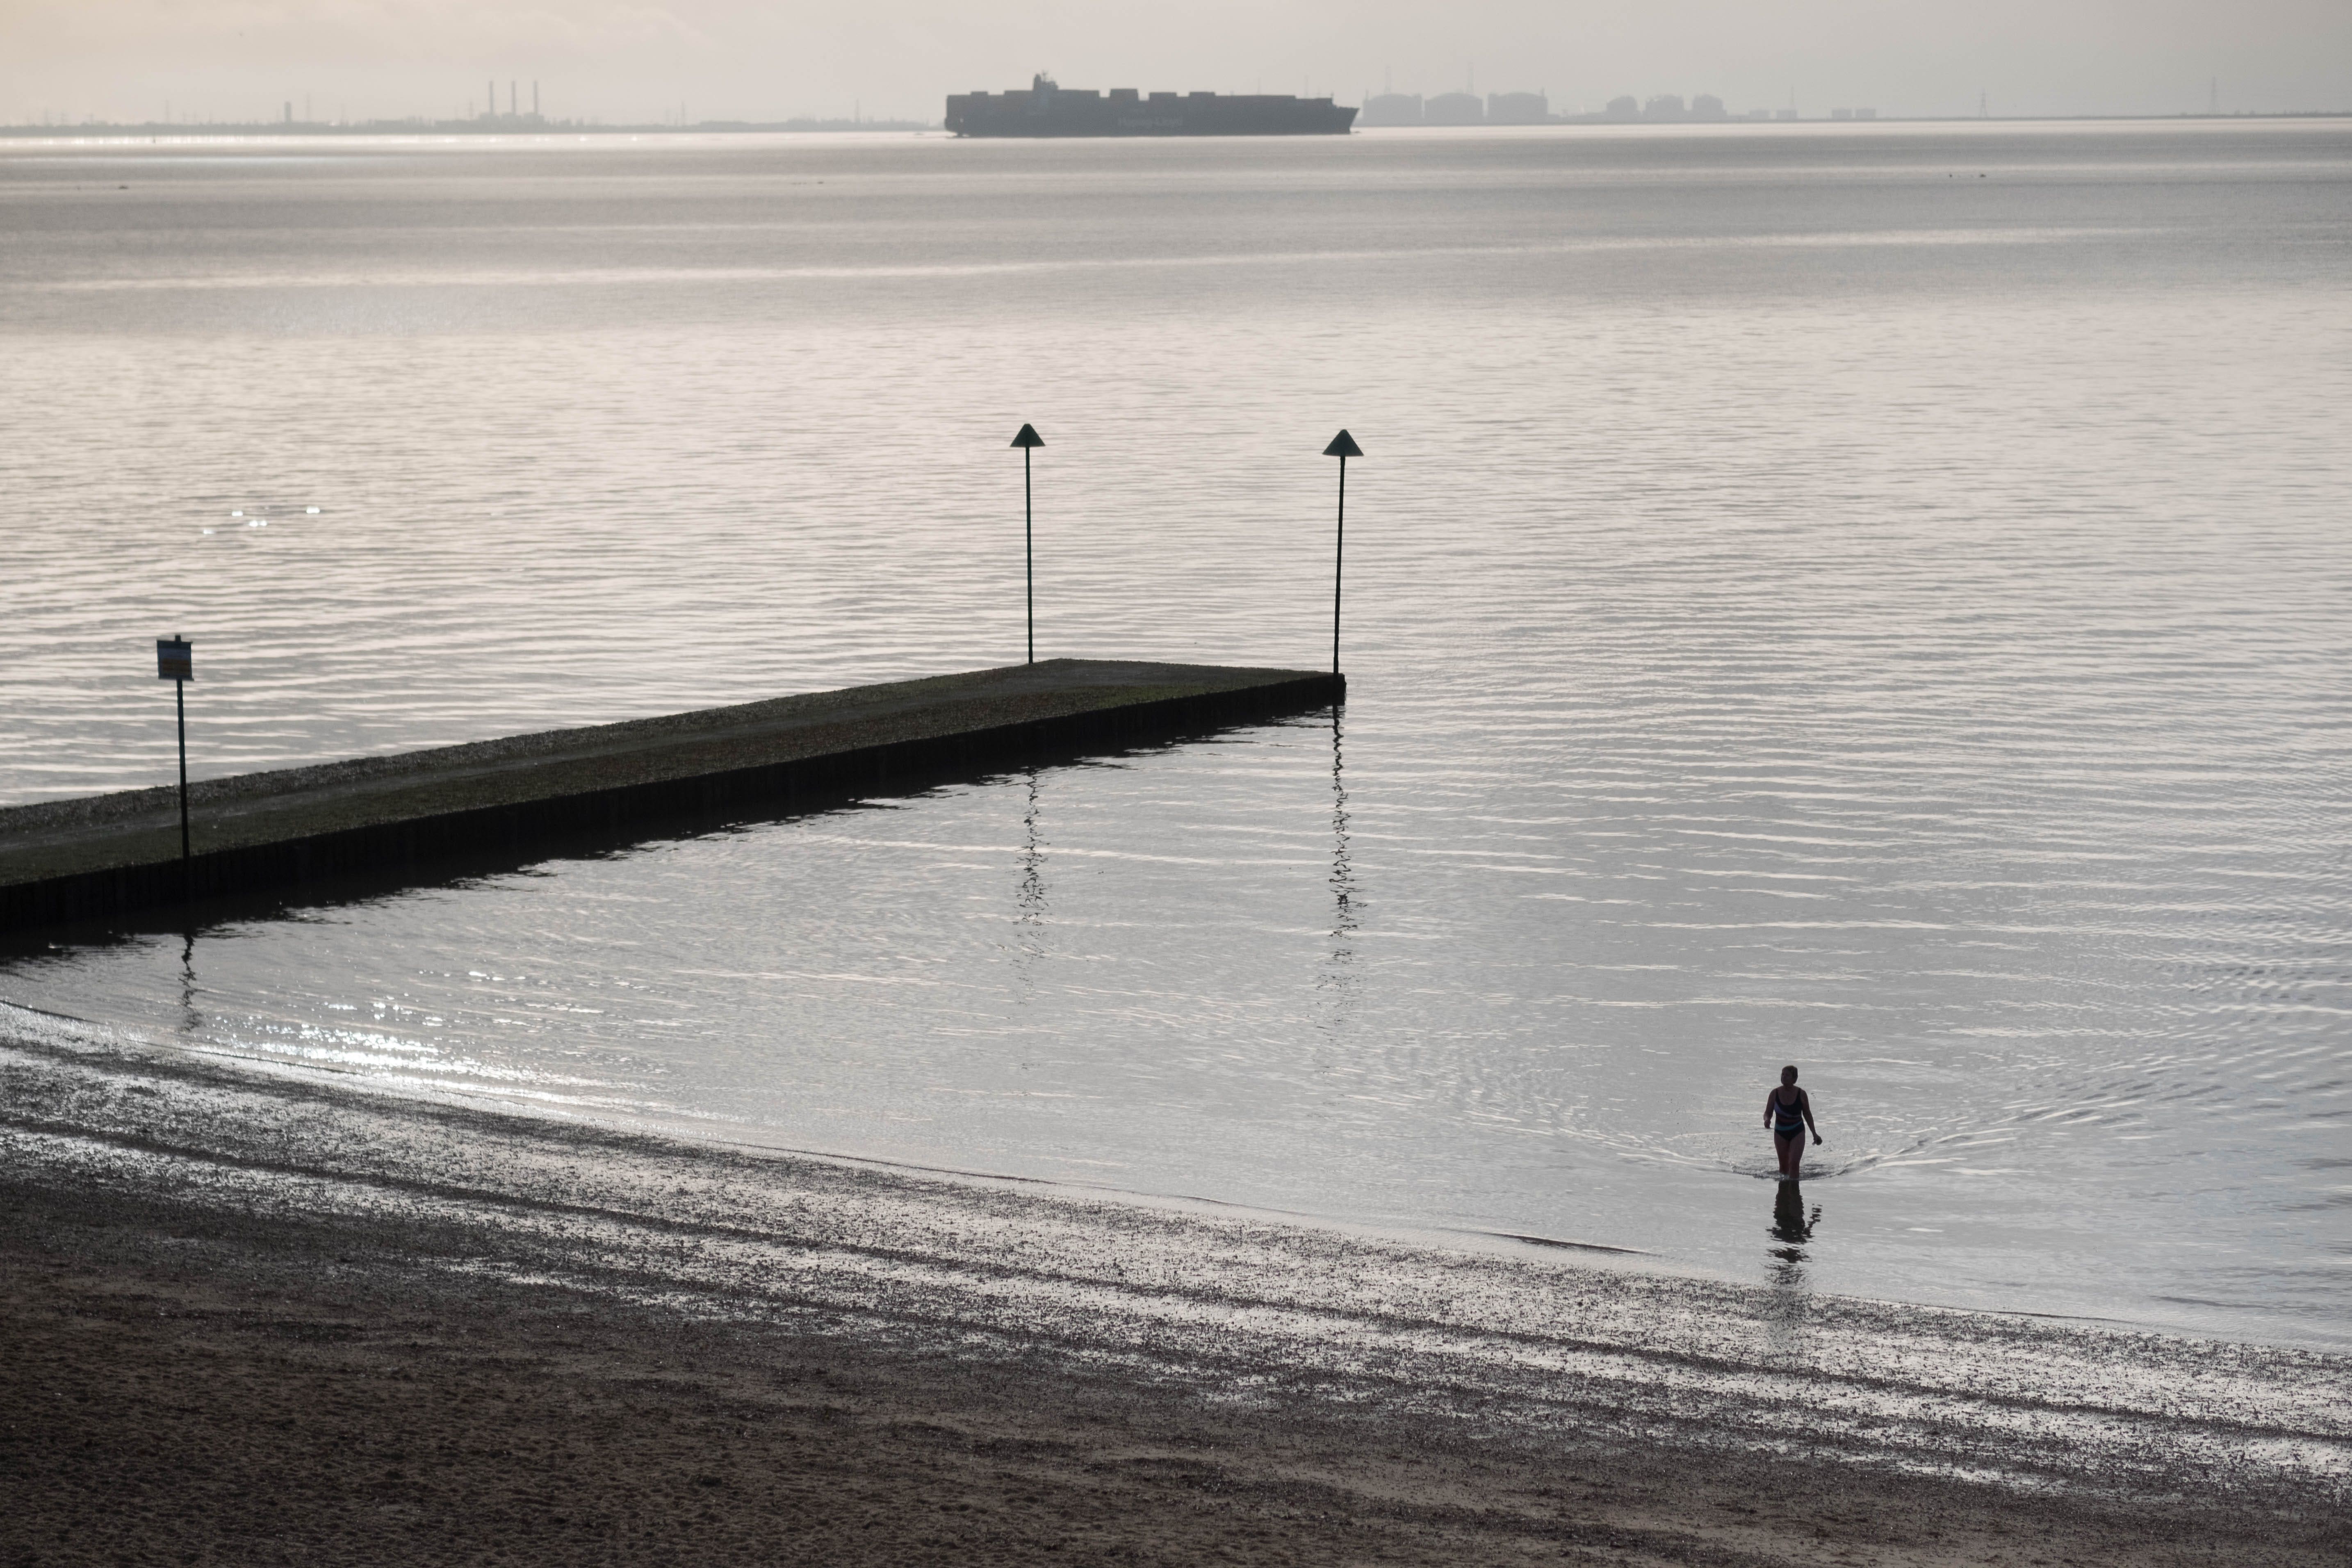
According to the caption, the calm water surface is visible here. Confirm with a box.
[3,122,2348,1346]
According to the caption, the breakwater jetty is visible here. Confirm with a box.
[0,659,1341,934]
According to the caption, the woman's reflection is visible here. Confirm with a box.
[1767,1181,1822,1292]
[1771,1180,1818,1250]
[1764,1181,1823,1333]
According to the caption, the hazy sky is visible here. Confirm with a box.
[4,0,2347,125]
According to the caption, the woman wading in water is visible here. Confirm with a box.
[1766,1065,1822,1181]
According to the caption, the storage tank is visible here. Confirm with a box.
[1486,91,1549,125]
[1423,91,1485,125]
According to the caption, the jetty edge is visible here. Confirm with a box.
[0,658,1342,934]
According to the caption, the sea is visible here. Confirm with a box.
[3,120,2347,1351]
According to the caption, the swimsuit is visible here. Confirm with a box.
[1772,1091,1807,1138]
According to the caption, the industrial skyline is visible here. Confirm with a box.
[4,0,2348,128]
[5,78,2343,134]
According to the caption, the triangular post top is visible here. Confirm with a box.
[1323,429,1363,458]
[1010,423,1044,449]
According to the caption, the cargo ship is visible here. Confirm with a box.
[947,75,1356,137]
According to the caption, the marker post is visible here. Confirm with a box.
[1011,424,1044,664]
[1322,430,1362,677]
[157,636,193,873]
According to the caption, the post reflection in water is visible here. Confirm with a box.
[1320,706,1357,1007]
[1012,770,1047,998]
[178,929,201,1037]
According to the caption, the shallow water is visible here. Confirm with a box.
[10,1005,2349,1509]
[3,123,2349,1346]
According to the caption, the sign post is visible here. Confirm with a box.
[1322,430,1362,676]
[157,636,193,868]
[1011,423,1044,664]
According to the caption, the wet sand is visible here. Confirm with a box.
[4,1003,2346,1566]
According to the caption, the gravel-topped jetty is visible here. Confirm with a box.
[0,659,1342,933]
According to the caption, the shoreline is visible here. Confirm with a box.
[13,987,2347,1355]
[12,993,2334,1357]
[5,1003,2346,1563]
[6,113,2350,141]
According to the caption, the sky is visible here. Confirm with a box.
[2,0,2347,126]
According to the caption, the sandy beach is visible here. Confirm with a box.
[5,1002,2347,1567]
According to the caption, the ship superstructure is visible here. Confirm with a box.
[948,75,1356,137]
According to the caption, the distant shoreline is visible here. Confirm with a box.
[2,110,2347,140]
[0,119,939,139]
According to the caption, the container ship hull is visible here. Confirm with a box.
[948,78,1355,137]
